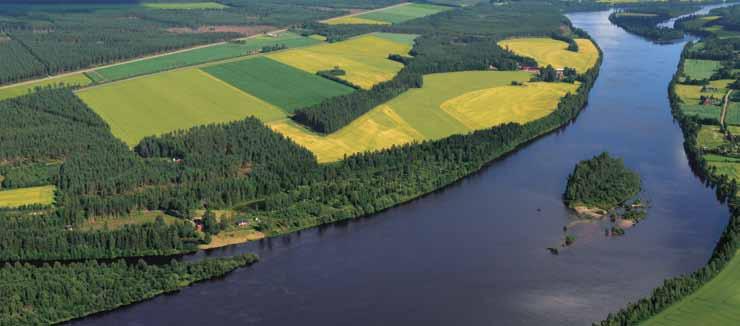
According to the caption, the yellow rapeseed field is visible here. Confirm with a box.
[498,38,599,73]
[270,71,577,162]
[267,35,411,89]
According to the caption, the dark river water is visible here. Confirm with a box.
[71,9,730,326]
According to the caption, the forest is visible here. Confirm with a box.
[608,4,699,43]
[563,152,641,210]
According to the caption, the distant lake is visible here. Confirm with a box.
[70,7,730,326]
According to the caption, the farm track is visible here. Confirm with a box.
[720,89,733,127]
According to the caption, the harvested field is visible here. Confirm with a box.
[203,57,355,113]
[498,37,599,73]
[267,34,412,89]
[270,71,575,162]
[76,69,285,146]
[92,32,319,82]
[0,185,55,208]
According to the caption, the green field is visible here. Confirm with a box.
[643,251,740,326]
[683,59,721,80]
[269,71,577,162]
[0,73,91,101]
[696,125,727,150]
[0,185,55,208]
[267,34,413,89]
[203,57,355,113]
[91,32,320,82]
[77,69,285,146]
[725,102,740,126]
[357,3,452,24]
[498,38,600,73]
[141,2,228,9]
[680,104,721,122]
[80,210,179,231]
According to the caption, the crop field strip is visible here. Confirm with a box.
[0,73,91,101]
[0,185,55,208]
[497,38,600,73]
[642,251,740,326]
[77,69,286,147]
[91,32,320,83]
[268,71,578,162]
[267,34,414,89]
[203,57,355,113]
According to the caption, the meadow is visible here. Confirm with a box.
[497,37,599,73]
[325,16,391,25]
[683,59,721,80]
[140,2,228,10]
[79,211,179,231]
[0,185,55,208]
[726,102,740,126]
[643,251,740,326]
[267,34,413,89]
[77,69,285,146]
[356,3,452,24]
[203,57,355,113]
[269,71,577,162]
[696,125,726,150]
[675,79,732,104]
[0,73,91,101]
[91,32,320,82]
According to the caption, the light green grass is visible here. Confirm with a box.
[725,102,740,126]
[92,32,319,82]
[80,210,179,231]
[0,74,91,101]
[357,3,452,24]
[0,185,55,208]
[683,59,721,80]
[267,34,412,89]
[680,104,721,122]
[269,71,577,162]
[203,57,354,113]
[696,125,727,150]
[371,32,419,46]
[141,2,227,10]
[76,69,286,146]
[325,16,390,25]
[643,251,740,326]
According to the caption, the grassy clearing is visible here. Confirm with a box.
[141,2,228,9]
[643,251,740,326]
[676,79,732,103]
[203,57,354,113]
[697,125,728,150]
[371,32,419,46]
[0,185,55,208]
[357,3,452,24]
[92,32,319,82]
[325,16,390,25]
[268,34,412,89]
[199,228,265,250]
[79,211,180,231]
[706,155,740,182]
[727,102,740,126]
[0,73,91,101]
[77,69,285,146]
[683,59,721,80]
[680,104,721,122]
[269,71,576,162]
[498,38,599,73]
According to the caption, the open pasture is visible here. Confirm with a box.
[696,125,727,150]
[0,185,55,208]
[325,16,390,25]
[141,2,228,9]
[79,211,179,231]
[76,69,285,146]
[497,38,599,73]
[0,73,91,101]
[267,34,412,89]
[91,32,319,82]
[643,251,740,326]
[675,79,732,104]
[203,57,355,113]
[356,3,452,24]
[683,59,721,80]
[726,102,740,126]
[269,71,575,162]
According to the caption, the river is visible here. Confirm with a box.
[70,8,730,326]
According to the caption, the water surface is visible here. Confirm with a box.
[71,9,729,326]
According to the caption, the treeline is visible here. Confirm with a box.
[595,19,739,325]
[608,4,699,43]
[563,152,640,210]
[0,254,258,325]
[292,2,562,133]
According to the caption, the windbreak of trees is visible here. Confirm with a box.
[563,152,640,210]
[0,254,258,325]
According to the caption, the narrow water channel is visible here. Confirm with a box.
[70,9,730,326]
